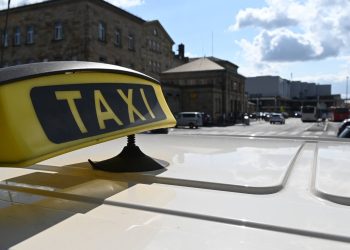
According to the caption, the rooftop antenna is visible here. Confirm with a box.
[0,0,11,67]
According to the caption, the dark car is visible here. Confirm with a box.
[270,113,285,124]
[337,119,350,136]
[249,113,257,119]
[338,125,350,138]
[293,111,302,118]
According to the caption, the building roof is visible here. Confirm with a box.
[162,57,225,74]
[0,0,146,24]
[144,20,174,45]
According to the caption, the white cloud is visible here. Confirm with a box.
[185,51,199,58]
[230,6,298,31]
[232,0,350,63]
[0,0,144,9]
[0,0,44,9]
[104,0,144,8]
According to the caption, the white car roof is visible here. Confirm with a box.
[1,134,350,249]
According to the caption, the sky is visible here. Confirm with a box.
[1,0,350,97]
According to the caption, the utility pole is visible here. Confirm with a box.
[347,76,349,102]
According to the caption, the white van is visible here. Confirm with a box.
[175,112,203,128]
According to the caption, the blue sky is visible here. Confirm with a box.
[2,0,350,97]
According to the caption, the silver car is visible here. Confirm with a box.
[270,113,285,124]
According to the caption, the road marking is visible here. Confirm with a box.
[327,131,336,136]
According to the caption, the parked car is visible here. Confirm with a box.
[175,112,203,128]
[263,112,271,121]
[282,112,289,118]
[270,113,285,124]
[337,118,350,136]
[338,125,350,138]
[249,112,257,119]
[293,111,302,118]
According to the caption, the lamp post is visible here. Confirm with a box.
[347,76,349,102]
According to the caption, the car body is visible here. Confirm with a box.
[249,112,257,119]
[282,112,289,118]
[337,118,350,136]
[339,125,350,138]
[260,112,270,121]
[1,134,350,249]
[270,113,285,124]
[175,112,203,128]
[293,111,302,118]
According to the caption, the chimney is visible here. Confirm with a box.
[178,43,185,59]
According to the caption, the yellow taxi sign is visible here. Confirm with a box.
[0,62,176,167]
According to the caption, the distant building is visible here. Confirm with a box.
[160,57,245,124]
[0,0,187,79]
[246,76,291,97]
[245,76,338,113]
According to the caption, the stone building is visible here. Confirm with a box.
[0,0,187,80]
[160,57,246,124]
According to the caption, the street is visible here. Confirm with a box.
[168,118,340,139]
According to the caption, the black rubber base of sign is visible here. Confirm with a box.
[88,144,168,173]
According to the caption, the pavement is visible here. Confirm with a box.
[307,120,328,132]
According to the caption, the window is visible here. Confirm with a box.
[2,31,8,47]
[233,81,237,91]
[14,27,21,46]
[54,21,63,40]
[26,25,34,44]
[153,28,158,36]
[114,30,121,47]
[128,34,134,50]
[98,21,106,42]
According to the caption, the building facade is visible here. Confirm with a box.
[160,57,246,124]
[245,76,338,113]
[0,0,186,80]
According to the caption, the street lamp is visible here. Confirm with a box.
[347,76,349,102]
